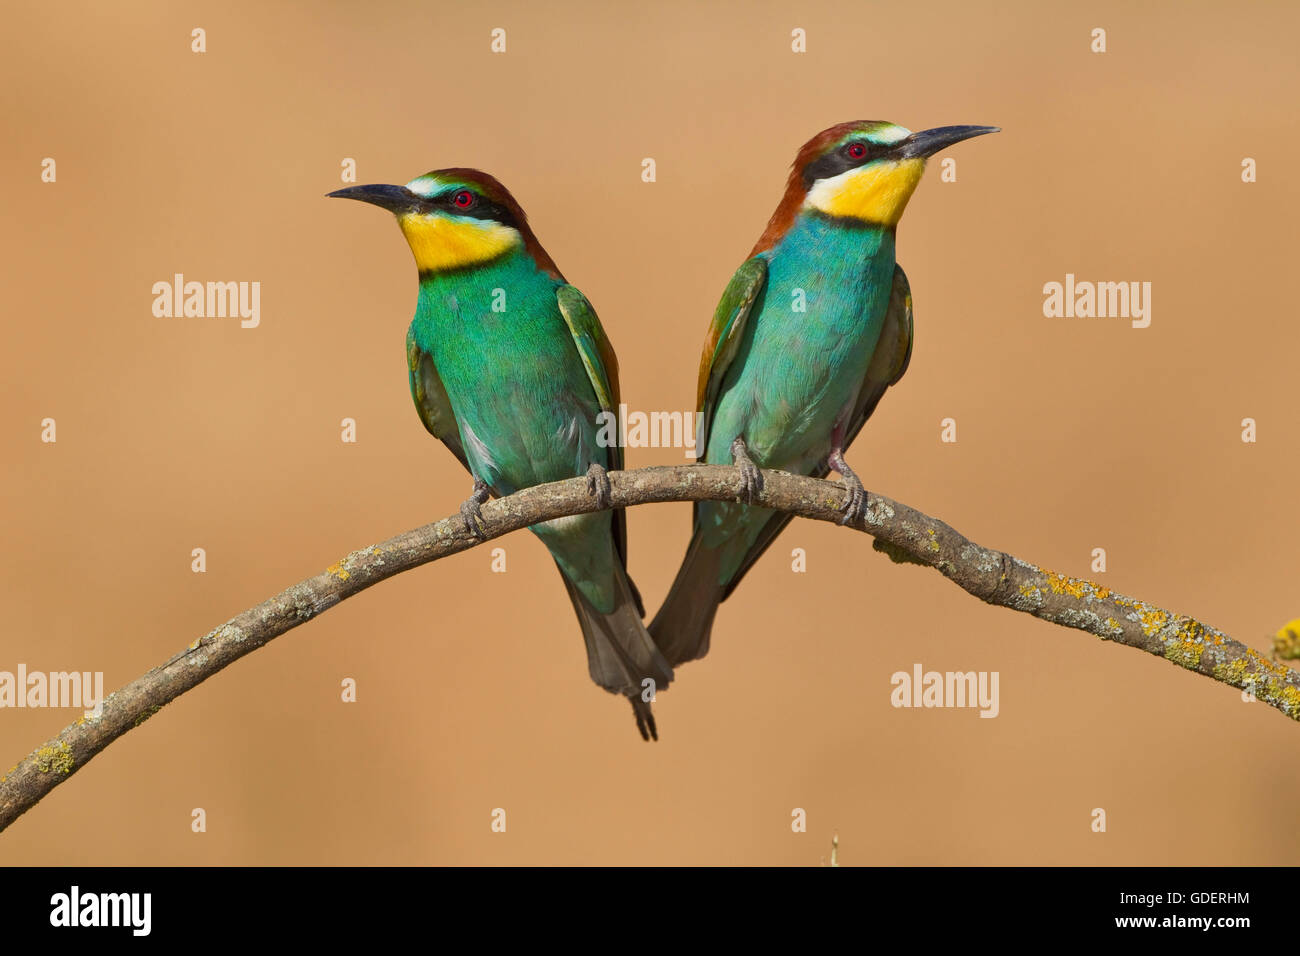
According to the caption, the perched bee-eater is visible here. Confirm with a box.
[651,121,998,665]
[329,169,672,740]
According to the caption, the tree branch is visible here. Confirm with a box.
[2,464,1295,833]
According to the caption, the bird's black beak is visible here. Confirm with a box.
[326,183,421,214]
[898,125,1000,160]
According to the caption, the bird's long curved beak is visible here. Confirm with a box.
[326,183,420,213]
[898,125,1000,159]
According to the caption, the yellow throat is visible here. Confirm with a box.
[805,157,926,227]
[397,213,521,272]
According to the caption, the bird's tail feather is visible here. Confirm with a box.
[559,563,674,741]
[648,529,725,667]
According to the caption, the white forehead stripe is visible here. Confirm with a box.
[870,124,912,145]
[404,175,443,198]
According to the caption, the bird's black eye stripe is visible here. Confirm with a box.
[801,140,882,189]
[423,190,519,228]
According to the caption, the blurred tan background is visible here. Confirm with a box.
[3,0,1298,865]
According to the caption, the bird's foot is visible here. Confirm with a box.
[586,462,612,510]
[731,437,764,504]
[459,478,491,538]
[829,449,868,526]
[629,694,658,742]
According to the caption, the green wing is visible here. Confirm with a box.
[556,284,620,458]
[840,261,914,452]
[555,284,643,614]
[694,256,768,460]
[719,262,913,600]
[406,325,468,471]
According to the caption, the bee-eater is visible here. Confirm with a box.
[329,169,673,740]
[651,121,998,665]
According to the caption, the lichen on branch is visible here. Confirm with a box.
[1,464,1295,835]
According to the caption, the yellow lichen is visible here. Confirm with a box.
[1162,617,1209,669]
[1273,683,1300,715]
[326,562,351,582]
[1043,571,1087,599]
[1165,640,1204,669]
[33,741,73,775]
[1274,619,1300,660]
[1246,647,1288,678]
[1137,607,1169,636]
[1037,570,1111,602]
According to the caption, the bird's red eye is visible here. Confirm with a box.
[452,190,475,208]
[847,143,867,159]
